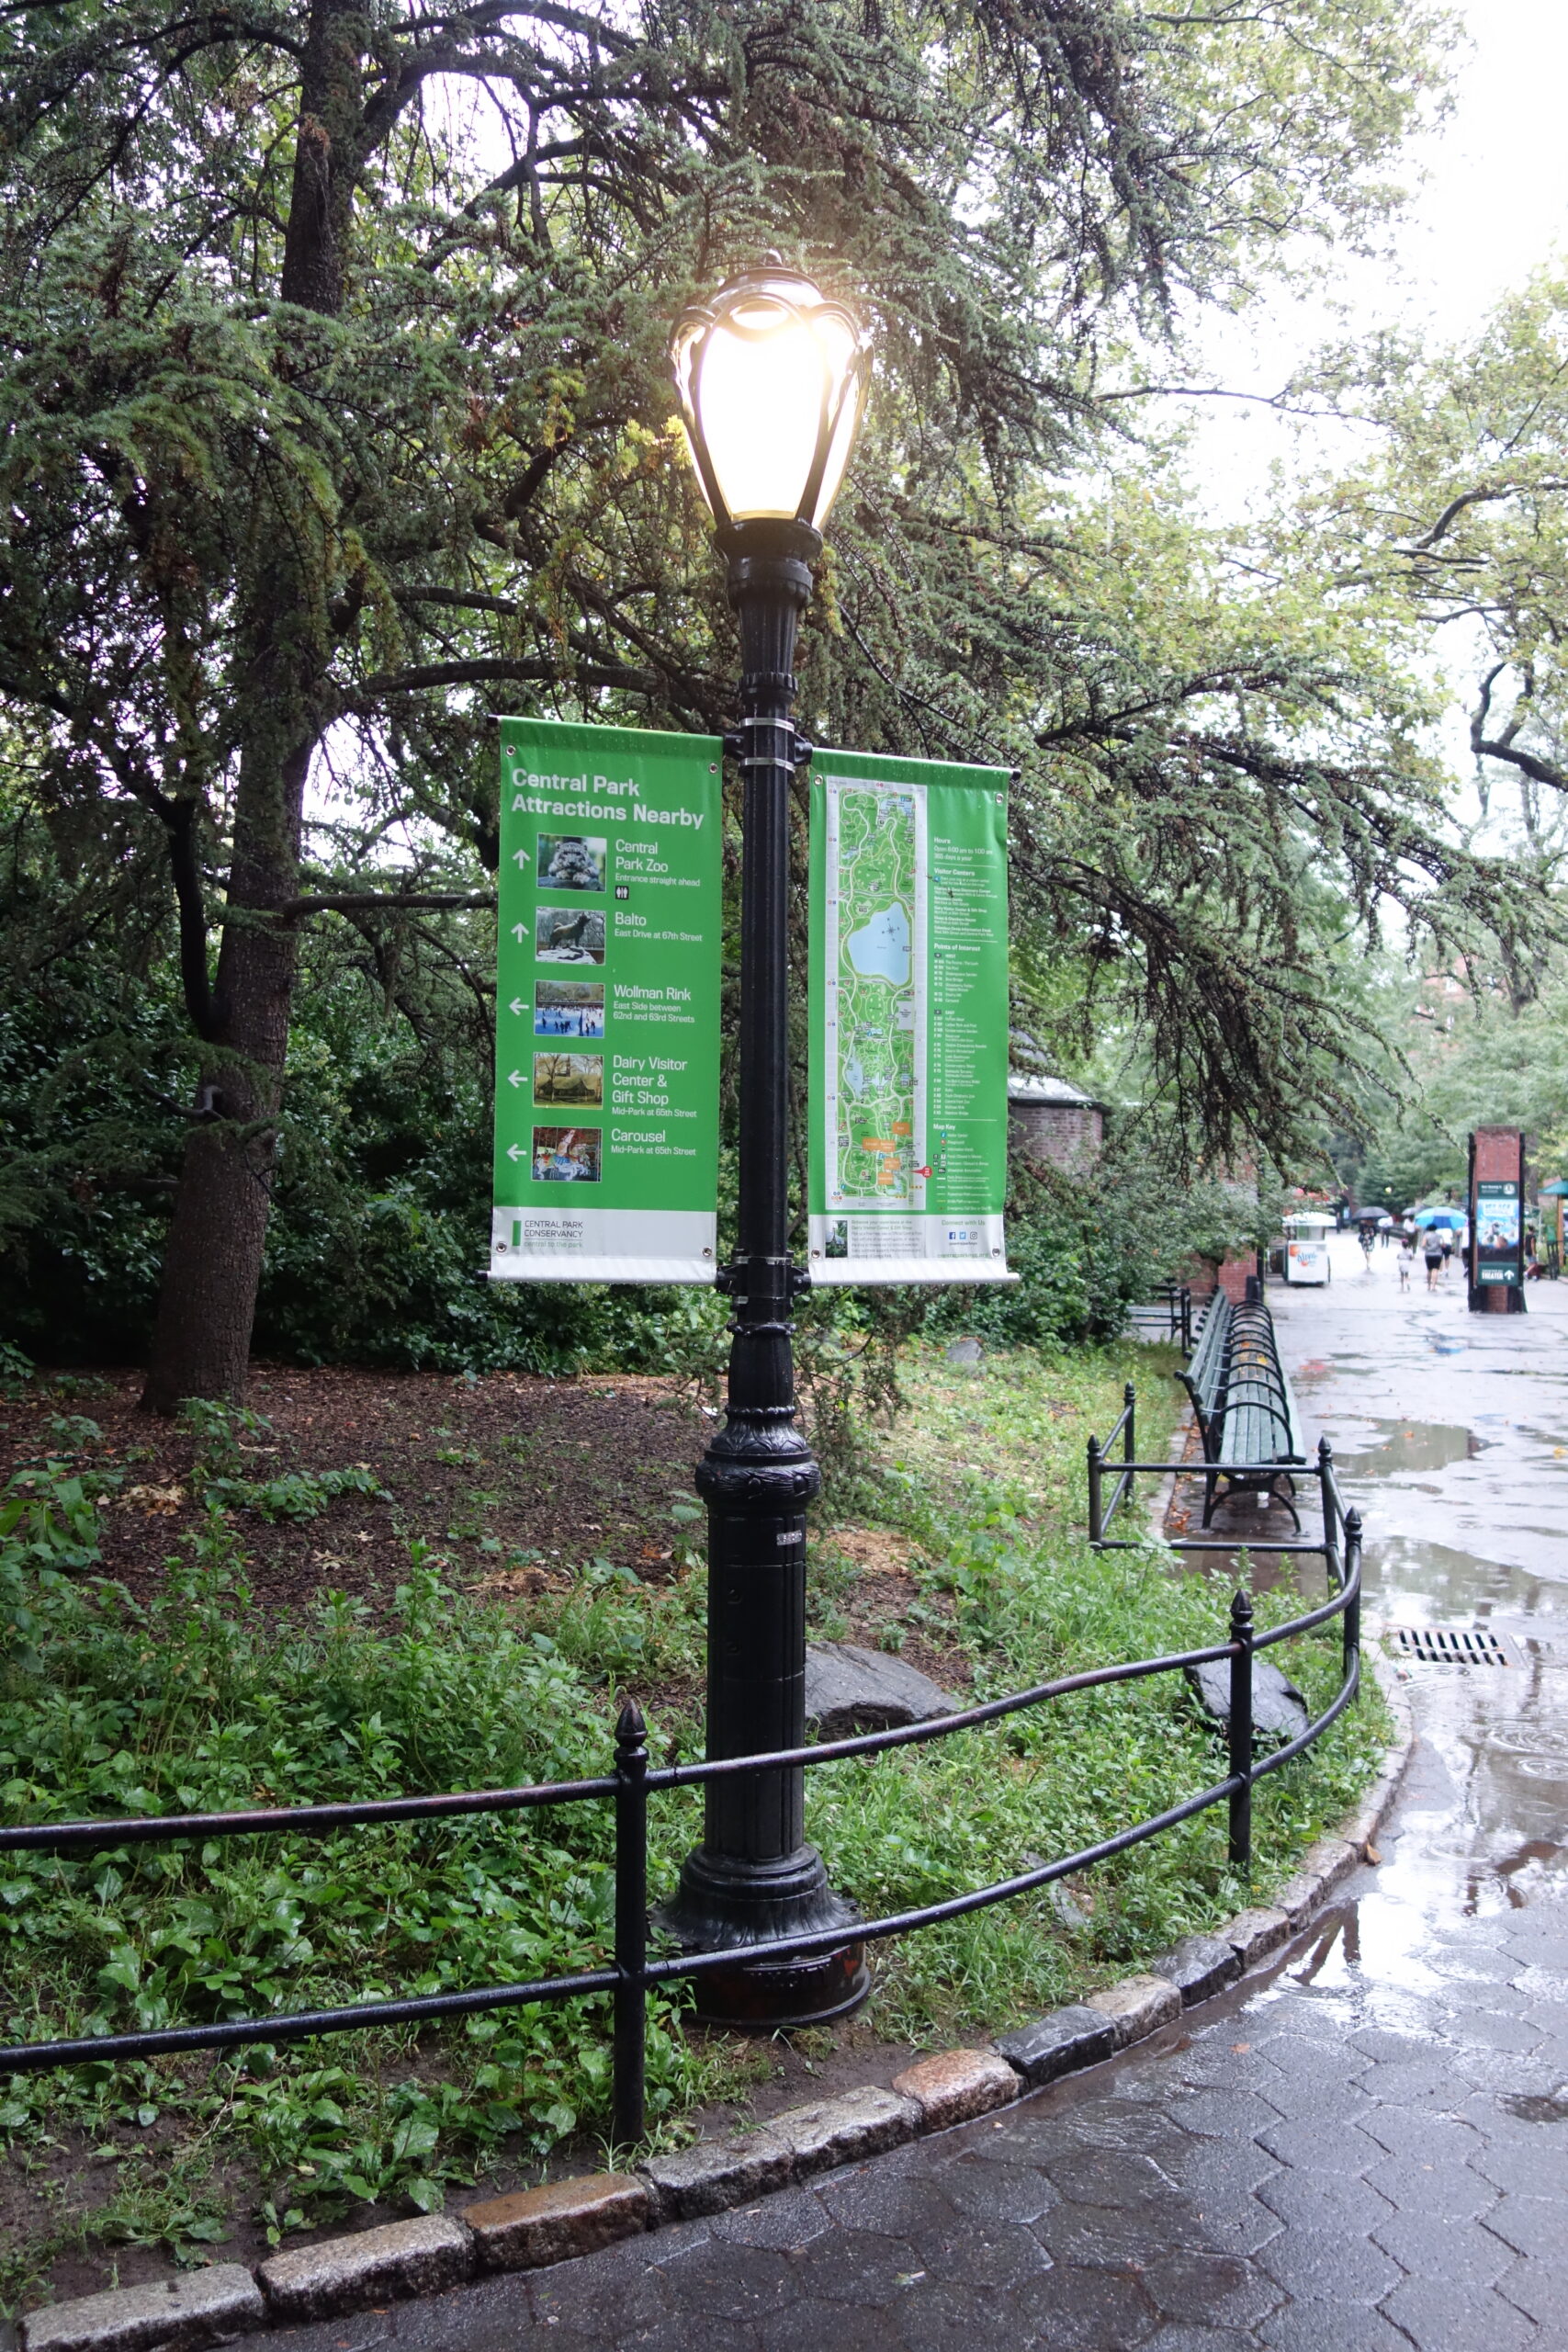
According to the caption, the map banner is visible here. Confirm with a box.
[491,717,723,1283]
[807,749,1013,1284]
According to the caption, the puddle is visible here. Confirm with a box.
[1502,2089,1568,2122]
[1269,1273,1568,1939]
[1369,1535,1561,1627]
[1331,1418,1488,1475]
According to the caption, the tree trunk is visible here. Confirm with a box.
[140,0,363,1412]
[141,741,310,1411]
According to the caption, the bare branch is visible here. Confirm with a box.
[278,889,497,922]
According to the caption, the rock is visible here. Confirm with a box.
[1184,1655,1310,1746]
[1043,1880,1093,1931]
[945,1338,984,1368]
[993,2004,1117,2086]
[805,1642,961,1739]
[258,2215,470,2323]
[20,2268,263,2352]
[462,2174,649,2272]
[891,2048,1021,2131]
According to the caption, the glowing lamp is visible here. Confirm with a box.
[671,255,871,537]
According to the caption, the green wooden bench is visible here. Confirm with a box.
[1206,1311,1304,1530]
[1179,1292,1232,1453]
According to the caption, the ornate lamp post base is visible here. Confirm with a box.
[686,1947,870,2033]
[659,1841,868,2030]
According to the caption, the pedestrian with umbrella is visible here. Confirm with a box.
[1413,1204,1463,1287]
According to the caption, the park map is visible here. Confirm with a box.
[830,785,923,1206]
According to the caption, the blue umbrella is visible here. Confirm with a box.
[1413,1206,1463,1229]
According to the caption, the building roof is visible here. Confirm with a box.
[1007,1071,1100,1109]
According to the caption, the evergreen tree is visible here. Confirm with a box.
[0,0,1472,1399]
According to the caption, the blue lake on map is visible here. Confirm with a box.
[845,902,911,985]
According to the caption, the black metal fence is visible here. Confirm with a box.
[1124,1283,1195,1351]
[0,1410,1361,2149]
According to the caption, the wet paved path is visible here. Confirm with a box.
[281,1244,1568,2349]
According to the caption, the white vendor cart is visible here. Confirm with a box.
[1282,1211,1334,1285]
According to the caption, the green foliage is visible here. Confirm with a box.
[0,1502,717,2288]
[1297,266,1568,873]
[925,1148,1272,1353]
[0,1347,1385,2305]
[1329,953,1568,1205]
[834,1344,1388,2035]
[0,0,1514,1407]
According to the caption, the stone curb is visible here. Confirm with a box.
[18,1646,1418,2349]
[1145,1388,1199,1543]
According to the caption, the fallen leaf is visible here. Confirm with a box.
[120,1483,186,1514]
[1365,1843,1382,1865]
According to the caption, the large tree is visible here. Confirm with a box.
[0,0,1464,1404]
[1294,270,1568,866]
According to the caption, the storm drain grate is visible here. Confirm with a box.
[1389,1624,1514,1668]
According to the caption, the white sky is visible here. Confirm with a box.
[1178,0,1568,515]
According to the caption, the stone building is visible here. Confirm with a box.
[1007,1072,1105,1174]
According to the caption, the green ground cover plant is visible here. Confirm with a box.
[0,1345,1386,2312]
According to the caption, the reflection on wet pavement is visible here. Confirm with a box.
[273,1239,1568,2350]
[1330,1417,1488,1475]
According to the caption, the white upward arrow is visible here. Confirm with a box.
[507,1143,524,1161]
[511,923,526,942]
[513,847,530,867]
[508,1069,524,1088]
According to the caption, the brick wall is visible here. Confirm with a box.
[1009,1100,1104,1174]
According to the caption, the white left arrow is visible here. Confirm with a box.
[509,998,525,1016]
[508,1069,524,1087]
[507,1143,524,1161]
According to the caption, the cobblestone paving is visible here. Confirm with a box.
[274,1247,1568,2351]
[274,1826,1568,2349]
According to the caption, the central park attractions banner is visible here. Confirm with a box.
[491,717,723,1283]
[490,722,1012,1288]
[807,749,1014,1284]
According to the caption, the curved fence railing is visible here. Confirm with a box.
[0,1419,1362,2145]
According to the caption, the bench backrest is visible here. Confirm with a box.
[1181,1293,1234,1454]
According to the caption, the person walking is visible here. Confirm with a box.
[1425,1234,1445,1291]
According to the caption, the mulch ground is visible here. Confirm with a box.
[2,1362,712,1610]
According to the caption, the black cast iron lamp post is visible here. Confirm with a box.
[662,257,873,2027]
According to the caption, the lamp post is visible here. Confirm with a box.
[661,257,873,2028]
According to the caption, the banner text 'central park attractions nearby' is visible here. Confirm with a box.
[808,749,1013,1283]
[491,718,723,1283]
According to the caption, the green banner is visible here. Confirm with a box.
[808,748,1013,1283]
[491,718,723,1283]
[1474,1179,1523,1286]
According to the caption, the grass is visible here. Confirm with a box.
[0,1340,1389,2312]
